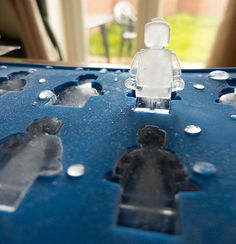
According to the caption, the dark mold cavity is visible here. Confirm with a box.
[218,88,234,97]
[0,71,29,96]
[126,90,181,100]
[0,117,63,211]
[50,74,103,107]
[91,81,103,94]
[107,125,200,234]
[227,78,236,87]
[126,90,136,98]
[78,74,98,83]
[171,92,182,100]
[217,88,236,108]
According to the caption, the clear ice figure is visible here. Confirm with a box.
[0,117,63,212]
[125,17,184,114]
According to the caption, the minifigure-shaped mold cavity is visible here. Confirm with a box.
[217,88,236,108]
[125,17,184,114]
[0,117,63,212]
[49,74,103,107]
[107,125,200,234]
[0,71,29,96]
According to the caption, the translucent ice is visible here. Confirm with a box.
[50,79,102,107]
[219,90,236,108]
[230,114,236,120]
[0,117,63,212]
[0,71,29,96]
[145,17,170,47]
[108,125,200,233]
[125,75,136,90]
[125,18,184,114]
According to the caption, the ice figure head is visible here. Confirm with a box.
[144,17,170,48]
[137,125,167,148]
[27,117,63,136]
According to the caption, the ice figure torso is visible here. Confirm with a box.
[136,48,173,99]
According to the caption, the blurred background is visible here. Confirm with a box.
[0,0,235,68]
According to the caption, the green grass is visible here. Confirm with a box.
[89,13,220,62]
[166,13,219,62]
[89,23,136,57]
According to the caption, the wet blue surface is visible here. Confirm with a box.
[0,62,236,244]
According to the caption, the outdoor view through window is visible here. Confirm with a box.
[86,0,228,67]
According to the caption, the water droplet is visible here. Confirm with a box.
[230,114,236,120]
[193,84,205,90]
[45,65,53,69]
[32,101,37,107]
[114,77,118,81]
[192,162,216,176]
[184,125,202,135]
[38,90,55,100]
[208,70,230,80]
[0,65,7,69]
[67,164,85,177]
[28,68,37,73]
[99,68,107,74]
[38,78,46,84]
[74,67,83,71]
[111,121,114,124]
[88,108,92,111]
[115,70,121,74]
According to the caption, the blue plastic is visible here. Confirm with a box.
[0,62,236,244]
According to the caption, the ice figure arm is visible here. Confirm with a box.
[171,51,185,91]
[125,52,141,90]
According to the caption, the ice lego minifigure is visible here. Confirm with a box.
[0,117,63,211]
[125,17,184,114]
